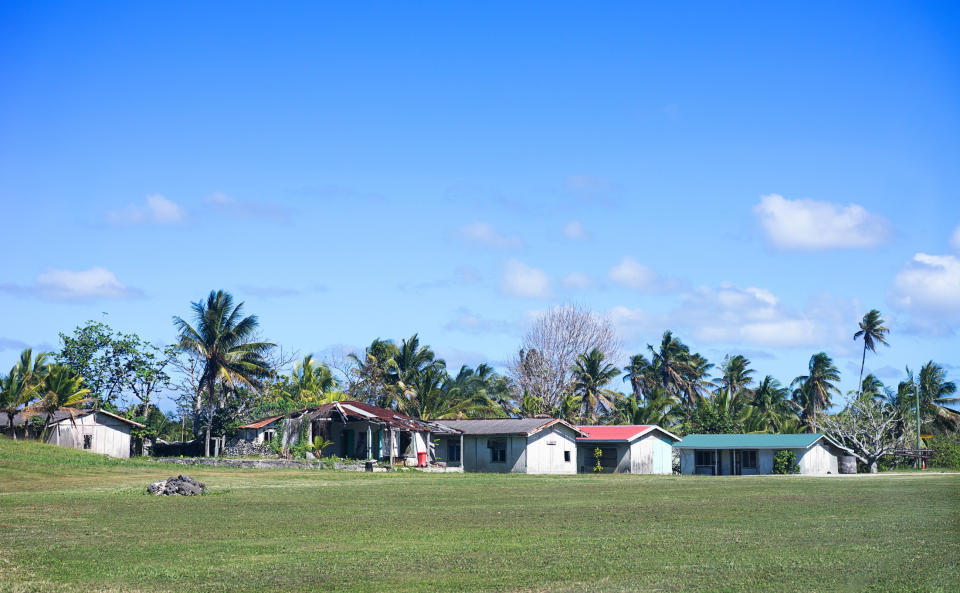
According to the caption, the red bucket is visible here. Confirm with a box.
[417,452,427,467]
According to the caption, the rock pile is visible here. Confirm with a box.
[147,474,207,496]
[222,438,273,457]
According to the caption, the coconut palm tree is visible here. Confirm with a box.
[29,364,93,439]
[647,331,697,406]
[854,374,888,404]
[916,361,959,433]
[288,354,339,404]
[750,375,793,432]
[853,310,890,399]
[716,354,755,398]
[173,290,274,456]
[570,348,621,423]
[614,387,680,427]
[348,338,400,407]
[622,354,653,399]
[791,353,841,433]
[0,349,48,439]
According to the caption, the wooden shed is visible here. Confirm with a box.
[0,409,145,458]
[575,425,679,474]
[675,433,864,475]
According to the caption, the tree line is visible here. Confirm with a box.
[2,291,957,468]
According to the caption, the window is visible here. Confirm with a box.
[83,434,93,450]
[564,450,571,462]
[742,450,757,469]
[694,450,716,475]
[488,439,506,463]
[447,442,461,463]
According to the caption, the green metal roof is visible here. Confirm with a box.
[676,433,827,449]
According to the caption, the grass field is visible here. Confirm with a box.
[1,438,958,593]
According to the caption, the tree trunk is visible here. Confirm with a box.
[6,413,15,440]
[868,458,879,473]
[857,345,867,400]
[204,383,215,457]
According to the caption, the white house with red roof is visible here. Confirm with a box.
[576,425,680,474]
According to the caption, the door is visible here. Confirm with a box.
[734,450,742,475]
[373,429,382,459]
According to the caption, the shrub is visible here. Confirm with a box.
[772,450,799,474]
[929,433,960,470]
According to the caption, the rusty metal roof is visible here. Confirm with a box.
[241,401,461,434]
[237,415,284,430]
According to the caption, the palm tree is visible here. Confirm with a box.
[853,310,890,399]
[0,349,48,439]
[791,352,841,433]
[570,348,621,423]
[288,354,339,404]
[614,387,680,427]
[750,376,793,432]
[348,338,400,407]
[622,354,653,399]
[916,361,959,433]
[388,334,445,407]
[647,331,697,406]
[854,374,888,404]
[716,355,755,398]
[29,364,93,439]
[173,290,274,456]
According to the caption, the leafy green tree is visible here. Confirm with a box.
[173,290,274,456]
[750,375,795,432]
[1,349,48,439]
[285,354,340,405]
[570,348,621,423]
[622,354,653,399]
[853,310,890,400]
[614,387,680,427]
[791,353,841,433]
[716,355,755,398]
[347,338,400,407]
[915,362,959,434]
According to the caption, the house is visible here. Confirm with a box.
[431,418,585,474]
[237,401,460,466]
[0,408,145,459]
[576,425,680,474]
[674,433,865,475]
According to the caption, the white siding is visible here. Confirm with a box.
[631,433,674,474]
[525,429,577,474]
[797,442,839,474]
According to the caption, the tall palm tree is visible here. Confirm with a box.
[791,352,841,433]
[0,349,48,439]
[853,310,890,399]
[854,374,888,404]
[716,354,755,398]
[570,348,621,423]
[29,364,93,439]
[614,387,680,427]
[751,375,793,432]
[348,338,400,407]
[622,354,653,399]
[388,334,445,407]
[647,331,697,406]
[916,361,959,433]
[173,290,274,456]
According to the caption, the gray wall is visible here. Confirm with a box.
[47,413,133,458]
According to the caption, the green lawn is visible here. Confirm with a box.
[1,438,958,593]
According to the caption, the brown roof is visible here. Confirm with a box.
[237,415,284,430]
[240,401,461,434]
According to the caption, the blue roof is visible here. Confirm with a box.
[676,433,831,449]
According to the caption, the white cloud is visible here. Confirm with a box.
[107,194,185,225]
[561,273,593,290]
[891,253,960,329]
[754,193,891,250]
[950,225,960,252]
[562,220,588,240]
[608,257,658,291]
[500,259,551,299]
[1,267,142,301]
[444,309,516,335]
[606,283,856,349]
[458,222,524,249]
[205,191,289,222]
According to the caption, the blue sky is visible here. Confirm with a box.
[1,1,958,409]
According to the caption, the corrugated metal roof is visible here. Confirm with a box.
[433,417,583,437]
[238,415,283,429]
[576,425,679,443]
[676,433,826,449]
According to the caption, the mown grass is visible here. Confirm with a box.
[1,438,958,593]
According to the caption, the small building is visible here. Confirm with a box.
[576,425,680,474]
[675,433,864,475]
[1,408,145,459]
[237,401,460,466]
[431,418,584,474]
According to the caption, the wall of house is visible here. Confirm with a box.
[576,442,629,473]
[797,442,839,474]
[631,434,675,474]
[47,413,132,458]
[460,435,527,473]
[524,428,577,474]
